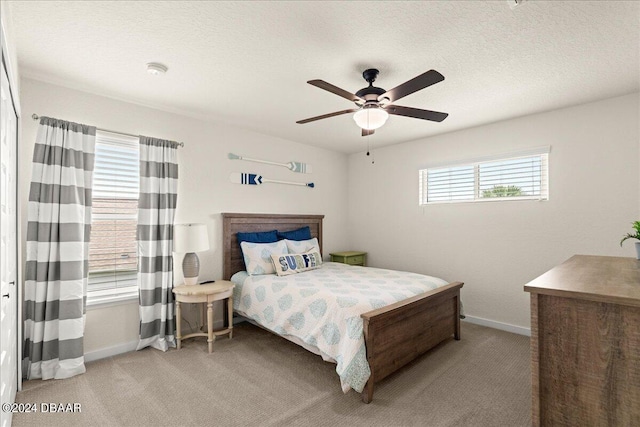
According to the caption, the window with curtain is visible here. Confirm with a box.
[88,131,139,304]
[419,147,549,205]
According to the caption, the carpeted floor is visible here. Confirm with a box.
[13,322,531,427]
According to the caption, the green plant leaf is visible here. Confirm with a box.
[620,225,640,247]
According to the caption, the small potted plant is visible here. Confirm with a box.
[620,220,640,260]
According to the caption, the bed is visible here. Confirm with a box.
[222,212,464,403]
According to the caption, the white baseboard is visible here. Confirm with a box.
[84,317,237,363]
[463,315,531,337]
[84,340,138,363]
[82,316,528,363]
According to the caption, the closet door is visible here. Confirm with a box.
[0,56,18,427]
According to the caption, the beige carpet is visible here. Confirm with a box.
[13,322,531,427]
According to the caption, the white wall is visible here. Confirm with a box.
[1,1,20,98]
[18,76,639,355]
[347,93,640,331]
[19,78,349,355]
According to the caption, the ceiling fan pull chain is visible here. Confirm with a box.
[366,135,375,164]
[371,143,375,165]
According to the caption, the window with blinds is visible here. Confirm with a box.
[419,148,549,205]
[88,131,139,304]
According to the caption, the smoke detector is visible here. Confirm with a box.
[146,62,168,75]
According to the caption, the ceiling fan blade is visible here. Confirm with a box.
[296,108,359,124]
[308,80,364,103]
[379,70,444,104]
[362,128,375,137]
[385,105,449,122]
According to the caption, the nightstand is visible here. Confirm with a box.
[172,280,234,353]
[330,251,367,266]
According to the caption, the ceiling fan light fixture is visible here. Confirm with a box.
[297,68,447,132]
[353,105,388,130]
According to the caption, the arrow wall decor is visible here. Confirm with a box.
[229,172,314,188]
[228,153,312,174]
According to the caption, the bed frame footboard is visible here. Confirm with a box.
[360,281,464,403]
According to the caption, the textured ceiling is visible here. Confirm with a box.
[8,1,640,153]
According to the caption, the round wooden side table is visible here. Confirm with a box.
[172,280,234,353]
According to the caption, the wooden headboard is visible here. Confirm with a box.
[221,213,324,280]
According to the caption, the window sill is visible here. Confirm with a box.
[421,197,548,206]
[87,288,138,309]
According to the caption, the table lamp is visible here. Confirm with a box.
[174,223,210,285]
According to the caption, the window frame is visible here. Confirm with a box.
[87,131,140,307]
[418,146,550,206]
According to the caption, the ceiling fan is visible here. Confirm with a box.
[296,68,448,136]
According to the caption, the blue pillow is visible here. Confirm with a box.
[277,226,312,241]
[237,230,278,244]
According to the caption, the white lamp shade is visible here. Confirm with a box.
[174,223,210,253]
[353,107,389,130]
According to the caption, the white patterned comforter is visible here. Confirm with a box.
[231,262,449,393]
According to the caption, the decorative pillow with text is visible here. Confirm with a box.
[271,250,323,276]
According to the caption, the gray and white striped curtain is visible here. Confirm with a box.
[23,117,96,380]
[136,136,179,351]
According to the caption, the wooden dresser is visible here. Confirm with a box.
[524,255,640,426]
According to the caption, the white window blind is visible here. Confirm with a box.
[419,148,549,205]
[88,131,139,304]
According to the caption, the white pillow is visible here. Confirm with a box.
[285,238,320,255]
[271,250,323,276]
[240,240,288,276]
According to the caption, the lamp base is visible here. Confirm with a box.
[184,276,199,286]
[182,252,200,285]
